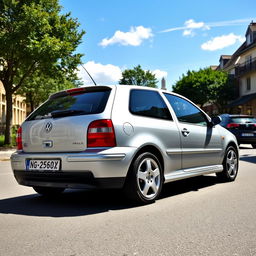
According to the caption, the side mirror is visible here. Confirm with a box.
[210,116,222,126]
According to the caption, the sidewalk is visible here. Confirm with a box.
[0,149,16,161]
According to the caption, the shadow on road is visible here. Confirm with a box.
[0,176,219,218]
[161,175,218,199]
[240,156,256,164]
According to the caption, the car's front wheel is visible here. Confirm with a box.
[33,186,65,196]
[216,146,238,182]
[124,152,163,204]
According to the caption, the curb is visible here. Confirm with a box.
[0,150,15,161]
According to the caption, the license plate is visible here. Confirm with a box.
[26,160,60,171]
[241,133,254,137]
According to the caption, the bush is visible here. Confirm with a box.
[0,132,17,147]
[12,125,19,135]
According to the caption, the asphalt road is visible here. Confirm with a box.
[0,146,256,256]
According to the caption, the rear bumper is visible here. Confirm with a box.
[230,131,256,144]
[236,136,256,144]
[11,147,137,189]
[13,170,125,189]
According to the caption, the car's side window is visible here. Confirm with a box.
[130,89,173,120]
[164,93,208,126]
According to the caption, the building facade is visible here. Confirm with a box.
[0,81,27,132]
[219,22,256,116]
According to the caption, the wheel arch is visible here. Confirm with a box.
[123,144,165,203]
[226,141,239,157]
[128,144,165,176]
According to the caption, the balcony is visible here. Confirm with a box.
[235,57,256,77]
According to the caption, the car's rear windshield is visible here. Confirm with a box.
[231,117,256,123]
[27,88,111,121]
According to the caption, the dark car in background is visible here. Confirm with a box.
[219,114,256,148]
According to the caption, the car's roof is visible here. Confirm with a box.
[50,84,178,98]
[220,114,255,118]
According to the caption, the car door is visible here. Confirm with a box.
[163,93,223,170]
[112,87,182,175]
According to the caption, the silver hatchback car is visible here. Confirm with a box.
[11,85,239,203]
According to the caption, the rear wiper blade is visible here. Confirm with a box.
[51,109,88,118]
[34,114,52,120]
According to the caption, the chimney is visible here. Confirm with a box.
[161,77,166,90]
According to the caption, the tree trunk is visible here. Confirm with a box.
[27,92,34,113]
[30,96,35,113]
[4,88,13,145]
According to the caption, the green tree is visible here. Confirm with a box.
[119,65,158,88]
[0,0,85,144]
[17,72,80,113]
[173,68,236,111]
[208,73,237,113]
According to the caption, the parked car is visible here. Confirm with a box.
[219,114,256,148]
[11,85,239,204]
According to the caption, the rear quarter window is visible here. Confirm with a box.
[129,89,172,120]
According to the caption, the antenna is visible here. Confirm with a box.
[81,64,97,86]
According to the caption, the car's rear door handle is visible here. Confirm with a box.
[181,128,190,137]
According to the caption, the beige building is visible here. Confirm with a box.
[219,22,256,116]
[0,81,27,131]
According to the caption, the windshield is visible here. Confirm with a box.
[27,89,111,121]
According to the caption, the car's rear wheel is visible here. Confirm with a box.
[251,144,256,148]
[124,152,163,204]
[216,146,238,182]
[33,186,65,196]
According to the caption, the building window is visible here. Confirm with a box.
[246,77,251,91]
[245,55,252,68]
[246,32,252,45]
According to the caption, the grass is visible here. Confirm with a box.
[0,134,17,148]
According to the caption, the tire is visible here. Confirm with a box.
[33,186,65,197]
[216,146,238,182]
[124,152,163,204]
[251,144,256,149]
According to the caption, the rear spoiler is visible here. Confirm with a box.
[49,86,112,99]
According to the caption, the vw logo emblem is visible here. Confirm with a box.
[45,122,53,133]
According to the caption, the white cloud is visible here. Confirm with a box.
[183,30,194,36]
[182,19,210,37]
[185,19,209,30]
[207,18,256,28]
[153,69,168,80]
[78,61,122,85]
[161,19,209,36]
[201,33,244,51]
[99,26,153,47]
[160,17,256,35]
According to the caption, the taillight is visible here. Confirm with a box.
[16,126,23,150]
[87,119,116,147]
[227,123,240,129]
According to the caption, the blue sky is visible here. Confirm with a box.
[60,0,256,90]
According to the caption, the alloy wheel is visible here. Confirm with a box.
[136,157,161,200]
[226,149,238,179]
